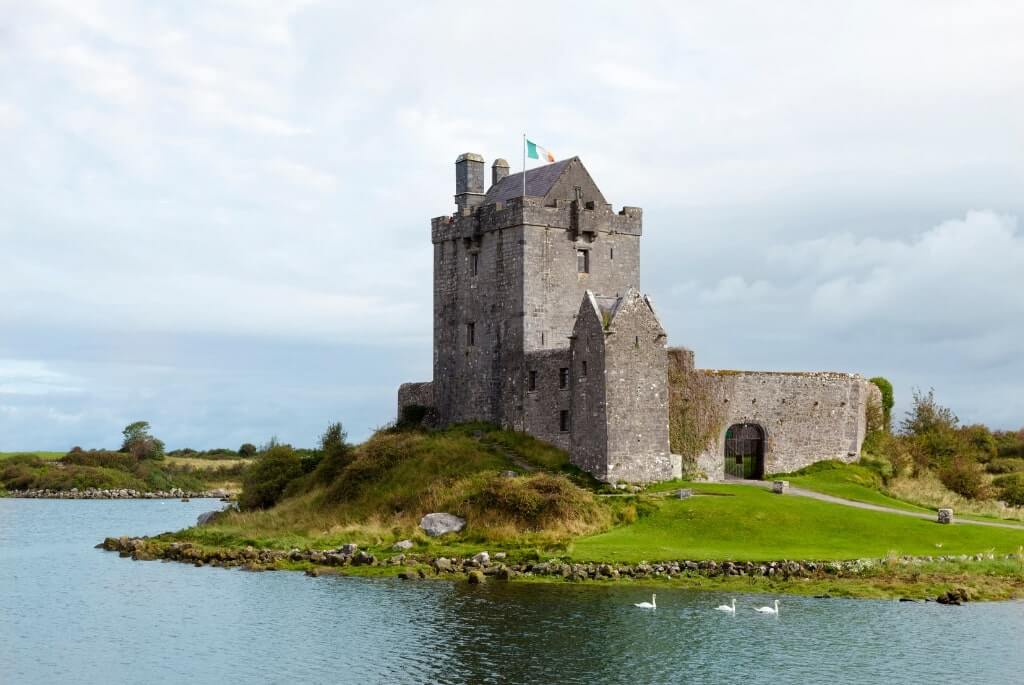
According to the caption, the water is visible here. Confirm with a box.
[2,500,1023,684]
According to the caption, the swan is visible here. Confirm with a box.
[754,599,780,615]
[634,593,657,609]
[715,598,736,613]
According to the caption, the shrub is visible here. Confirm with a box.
[238,443,257,458]
[986,458,1024,475]
[961,424,997,462]
[938,457,986,499]
[993,474,1024,507]
[869,377,894,431]
[238,446,304,510]
[62,450,137,469]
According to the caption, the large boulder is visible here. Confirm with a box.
[196,510,220,526]
[419,513,466,537]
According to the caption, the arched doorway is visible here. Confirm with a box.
[724,423,765,480]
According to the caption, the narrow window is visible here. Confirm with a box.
[610,246,614,260]
[470,252,479,276]
[580,360,588,378]
[466,322,475,346]
[559,409,570,432]
[576,249,589,274]
[541,331,545,346]
[559,367,569,389]
[528,370,537,392]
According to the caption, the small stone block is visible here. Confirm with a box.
[676,488,693,499]
[937,508,954,524]
[772,481,789,494]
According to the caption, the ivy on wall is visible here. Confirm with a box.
[667,348,725,468]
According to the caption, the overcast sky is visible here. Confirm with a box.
[1,1,1022,450]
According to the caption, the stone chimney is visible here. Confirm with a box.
[454,152,485,210]
[491,158,509,187]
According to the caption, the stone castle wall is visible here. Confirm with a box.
[690,371,881,480]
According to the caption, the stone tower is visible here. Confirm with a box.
[429,153,648,452]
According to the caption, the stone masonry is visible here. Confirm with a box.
[398,152,880,483]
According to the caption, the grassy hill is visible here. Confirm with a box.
[175,425,1024,570]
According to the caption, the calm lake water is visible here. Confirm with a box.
[2,499,1023,684]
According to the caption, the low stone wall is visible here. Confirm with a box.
[10,488,228,499]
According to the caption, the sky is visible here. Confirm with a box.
[1,0,1022,450]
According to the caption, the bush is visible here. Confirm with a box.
[238,443,257,458]
[961,424,997,462]
[62,450,137,469]
[986,458,1024,475]
[938,457,986,499]
[993,473,1024,507]
[238,446,303,510]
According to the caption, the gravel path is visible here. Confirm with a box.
[731,479,1024,531]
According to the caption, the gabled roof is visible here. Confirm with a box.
[484,158,575,204]
[581,287,663,333]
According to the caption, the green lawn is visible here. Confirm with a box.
[783,466,931,514]
[0,451,64,461]
[572,483,1024,562]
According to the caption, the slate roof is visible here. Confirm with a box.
[483,157,576,204]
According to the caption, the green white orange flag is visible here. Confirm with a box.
[526,139,555,162]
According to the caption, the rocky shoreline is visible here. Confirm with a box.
[98,535,1010,601]
[9,487,231,500]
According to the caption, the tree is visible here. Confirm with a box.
[238,443,257,458]
[120,421,165,460]
[899,388,958,437]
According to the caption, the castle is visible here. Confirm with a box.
[398,153,880,483]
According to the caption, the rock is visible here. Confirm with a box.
[433,558,454,573]
[467,570,485,584]
[496,566,514,581]
[500,470,517,478]
[351,551,376,566]
[339,543,359,555]
[937,508,954,525]
[419,512,466,537]
[493,552,507,560]
[472,551,490,566]
[196,510,220,526]
[392,539,414,551]
[397,571,417,580]
[772,480,789,494]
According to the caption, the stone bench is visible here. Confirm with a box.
[772,480,789,494]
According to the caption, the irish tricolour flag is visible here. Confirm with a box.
[526,139,555,163]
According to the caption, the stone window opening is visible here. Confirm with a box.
[580,360,588,378]
[528,370,537,392]
[466,322,475,346]
[559,367,569,389]
[470,252,479,276]
[559,409,570,432]
[610,246,614,260]
[577,249,589,274]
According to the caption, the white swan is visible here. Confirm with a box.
[634,593,656,609]
[715,598,736,613]
[754,599,779,615]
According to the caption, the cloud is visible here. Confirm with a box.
[1,0,1023,448]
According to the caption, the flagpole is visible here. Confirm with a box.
[522,133,527,197]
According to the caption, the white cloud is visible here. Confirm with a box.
[1,0,1023,446]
